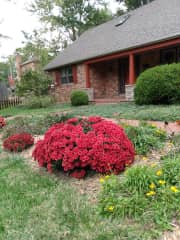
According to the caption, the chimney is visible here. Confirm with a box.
[15,53,22,81]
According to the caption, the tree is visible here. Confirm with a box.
[116,0,154,10]
[0,62,9,82]
[15,28,55,70]
[29,0,113,43]
[16,70,52,96]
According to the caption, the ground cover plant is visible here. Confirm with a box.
[123,122,167,155]
[98,151,180,239]
[33,116,135,178]
[3,133,34,152]
[2,113,74,139]
[1,103,180,122]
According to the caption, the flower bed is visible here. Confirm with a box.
[33,116,135,178]
[0,116,6,129]
[3,133,34,152]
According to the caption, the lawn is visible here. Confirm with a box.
[0,156,157,240]
[0,102,180,121]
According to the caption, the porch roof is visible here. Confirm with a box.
[44,0,180,71]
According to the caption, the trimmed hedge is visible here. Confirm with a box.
[134,63,180,105]
[70,90,89,106]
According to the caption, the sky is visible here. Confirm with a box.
[0,0,120,61]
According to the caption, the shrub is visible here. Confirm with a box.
[134,63,180,105]
[23,95,54,109]
[0,116,6,129]
[3,133,34,152]
[123,122,167,155]
[33,116,135,178]
[16,70,52,96]
[70,90,89,106]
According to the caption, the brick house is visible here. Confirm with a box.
[44,0,180,103]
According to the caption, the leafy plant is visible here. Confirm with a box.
[71,90,89,106]
[2,113,74,139]
[3,133,34,152]
[135,63,180,105]
[23,95,55,109]
[123,122,167,155]
[98,156,180,237]
[33,116,135,178]
[16,70,52,96]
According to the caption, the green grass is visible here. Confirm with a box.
[1,102,180,121]
[0,103,72,117]
[99,151,180,239]
[0,155,158,240]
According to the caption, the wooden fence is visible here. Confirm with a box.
[0,97,22,110]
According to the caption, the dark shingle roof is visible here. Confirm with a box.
[44,0,180,70]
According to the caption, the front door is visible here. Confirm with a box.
[118,58,128,94]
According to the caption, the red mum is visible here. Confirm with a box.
[3,133,34,152]
[0,116,6,129]
[32,116,135,178]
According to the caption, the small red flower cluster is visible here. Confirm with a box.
[33,117,135,178]
[3,133,34,152]
[0,116,6,129]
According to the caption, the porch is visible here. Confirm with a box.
[84,38,180,102]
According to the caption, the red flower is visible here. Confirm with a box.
[32,116,135,178]
[3,133,34,152]
[0,116,6,129]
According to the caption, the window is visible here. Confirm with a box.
[61,67,73,84]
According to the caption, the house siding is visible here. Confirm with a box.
[90,60,119,99]
[52,64,86,102]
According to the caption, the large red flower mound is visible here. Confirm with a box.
[32,117,135,178]
[3,133,34,152]
[0,116,6,129]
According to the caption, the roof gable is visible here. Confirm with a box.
[45,0,180,70]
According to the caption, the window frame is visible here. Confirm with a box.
[60,66,73,84]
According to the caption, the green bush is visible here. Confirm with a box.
[134,63,180,105]
[70,90,89,106]
[23,95,54,109]
[16,70,52,96]
[123,122,167,155]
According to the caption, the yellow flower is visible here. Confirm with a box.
[146,191,156,196]
[167,142,174,147]
[150,163,157,167]
[170,186,179,193]
[151,124,156,128]
[149,183,156,189]
[142,156,148,161]
[156,170,163,176]
[105,175,110,180]
[107,206,114,212]
[158,180,166,185]
[100,177,105,183]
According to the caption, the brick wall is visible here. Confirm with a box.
[90,60,119,98]
[52,64,86,102]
